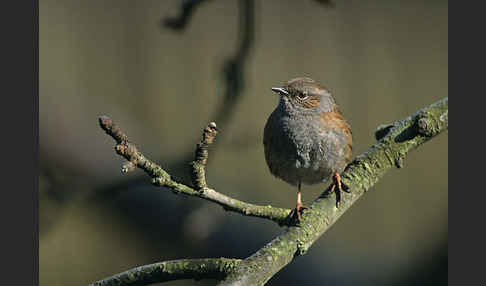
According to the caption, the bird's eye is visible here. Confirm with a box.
[297,92,308,100]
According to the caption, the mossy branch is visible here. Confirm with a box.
[89,258,241,286]
[94,97,447,285]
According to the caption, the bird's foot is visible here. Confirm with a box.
[330,173,350,207]
[289,201,308,223]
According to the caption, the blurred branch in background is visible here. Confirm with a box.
[92,98,448,286]
[313,0,335,8]
[162,0,254,131]
[213,0,254,127]
[163,0,212,31]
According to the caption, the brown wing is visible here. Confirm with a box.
[320,107,353,164]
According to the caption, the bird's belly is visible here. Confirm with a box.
[267,140,340,186]
[264,112,348,187]
[295,164,334,185]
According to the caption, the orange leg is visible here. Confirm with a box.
[290,182,308,222]
[330,173,350,207]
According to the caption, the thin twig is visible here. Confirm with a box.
[190,122,218,190]
[98,116,291,225]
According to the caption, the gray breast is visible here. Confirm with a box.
[264,107,347,186]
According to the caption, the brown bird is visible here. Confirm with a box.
[263,77,352,221]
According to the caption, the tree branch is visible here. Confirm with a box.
[89,258,241,286]
[95,97,447,285]
[218,97,448,285]
[98,116,292,225]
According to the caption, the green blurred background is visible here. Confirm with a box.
[39,0,448,285]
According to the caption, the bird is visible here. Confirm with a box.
[263,77,352,221]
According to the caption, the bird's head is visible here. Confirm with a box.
[271,77,336,114]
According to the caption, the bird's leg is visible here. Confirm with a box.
[290,182,308,222]
[330,172,350,207]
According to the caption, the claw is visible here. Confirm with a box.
[340,179,350,193]
[288,187,308,223]
[330,173,350,207]
[290,202,308,222]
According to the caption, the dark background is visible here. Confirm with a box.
[39,0,448,285]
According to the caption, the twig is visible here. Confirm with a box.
[89,258,241,286]
[98,116,291,225]
[190,122,218,190]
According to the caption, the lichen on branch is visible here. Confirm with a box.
[89,258,241,286]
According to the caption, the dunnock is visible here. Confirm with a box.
[263,77,352,221]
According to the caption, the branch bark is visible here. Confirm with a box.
[94,97,448,285]
[89,258,241,286]
[190,121,218,189]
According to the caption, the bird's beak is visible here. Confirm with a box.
[271,87,289,96]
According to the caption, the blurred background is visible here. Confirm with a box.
[39,0,448,285]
